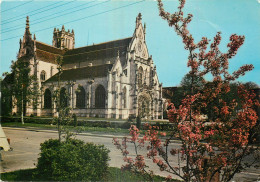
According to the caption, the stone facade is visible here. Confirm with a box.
[15,14,163,119]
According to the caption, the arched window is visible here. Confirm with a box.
[76,86,85,108]
[40,70,46,81]
[60,87,68,108]
[138,66,143,86]
[44,89,52,109]
[123,87,127,108]
[95,85,105,108]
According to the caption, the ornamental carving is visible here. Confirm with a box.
[138,31,143,39]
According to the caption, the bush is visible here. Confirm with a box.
[136,116,141,129]
[34,138,110,181]
[121,121,132,129]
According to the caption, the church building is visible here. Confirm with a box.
[15,13,163,119]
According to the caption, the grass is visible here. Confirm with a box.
[1,122,131,135]
[0,167,178,181]
[1,121,175,136]
[0,168,37,181]
[1,115,128,121]
[1,122,56,129]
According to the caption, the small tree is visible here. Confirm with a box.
[8,56,39,124]
[113,0,259,181]
[52,55,68,142]
[52,56,79,142]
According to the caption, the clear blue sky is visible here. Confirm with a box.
[1,0,259,87]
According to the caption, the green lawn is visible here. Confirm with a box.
[1,122,57,129]
[1,121,175,137]
[1,122,131,135]
[0,167,178,181]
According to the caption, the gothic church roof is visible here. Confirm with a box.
[45,64,113,83]
[35,41,65,64]
[35,37,132,66]
[62,37,132,65]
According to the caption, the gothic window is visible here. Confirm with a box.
[95,85,105,108]
[26,48,30,55]
[60,87,68,108]
[144,69,147,84]
[76,86,85,108]
[138,66,143,86]
[123,69,127,76]
[40,70,46,81]
[44,89,52,109]
[123,87,127,108]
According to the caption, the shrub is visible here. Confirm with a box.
[34,138,110,181]
[121,121,132,129]
[136,116,141,129]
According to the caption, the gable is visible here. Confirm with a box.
[130,23,149,60]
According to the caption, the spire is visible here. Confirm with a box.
[18,16,33,58]
[25,16,31,36]
[23,16,32,41]
[26,16,29,29]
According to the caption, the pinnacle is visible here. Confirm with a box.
[26,16,30,29]
[138,13,142,20]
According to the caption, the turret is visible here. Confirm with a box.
[52,25,75,50]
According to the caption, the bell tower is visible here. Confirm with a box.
[52,25,75,50]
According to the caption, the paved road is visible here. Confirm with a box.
[1,127,259,181]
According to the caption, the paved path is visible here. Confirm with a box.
[1,127,259,181]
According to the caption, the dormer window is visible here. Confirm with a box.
[40,70,46,81]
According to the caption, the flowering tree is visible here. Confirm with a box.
[113,0,259,181]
